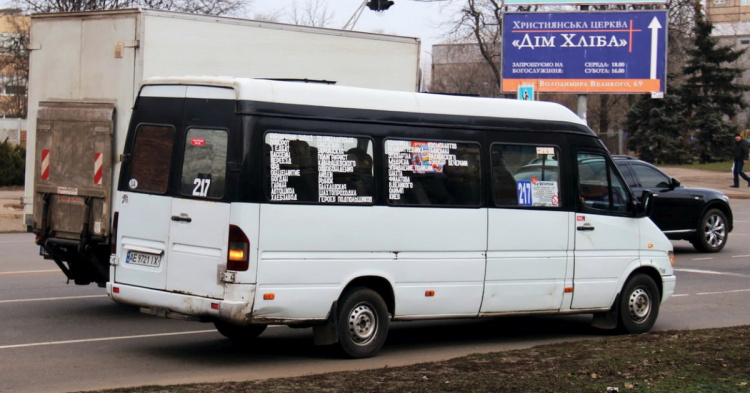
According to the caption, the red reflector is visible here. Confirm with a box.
[113,287,120,294]
[41,149,50,180]
[425,290,435,297]
[211,303,220,310]
[565,287,574,293]
[263,293,275,300]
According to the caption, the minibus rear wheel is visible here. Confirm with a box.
[617,274,660,334]
[214,321,267,344]
[337,287,390,358]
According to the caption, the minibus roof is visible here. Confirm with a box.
[141,76,587,126]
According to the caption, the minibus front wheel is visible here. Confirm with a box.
[618,274,660,334]
[337,287,390,358]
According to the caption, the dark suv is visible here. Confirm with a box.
[613,156,733,252]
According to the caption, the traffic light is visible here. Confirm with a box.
[366,0,394,11]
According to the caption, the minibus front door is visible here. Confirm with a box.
[572,151,640,310]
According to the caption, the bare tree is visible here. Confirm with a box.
[447,0,503,92]
[287,0,334,27]
[251,10,283,23]
[430,41,501,96]
[10,0,249,16]
[0,10,29,118]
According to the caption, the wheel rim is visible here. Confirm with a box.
[703,214,726,249]
[628,287,652,323]
[348,302,378,346]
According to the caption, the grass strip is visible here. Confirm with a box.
[98,325,750,393]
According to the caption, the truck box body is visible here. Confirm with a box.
[24,9,420,285]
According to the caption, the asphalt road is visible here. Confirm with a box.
[1,201,750,393]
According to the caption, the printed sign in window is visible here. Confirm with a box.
[385,140,480,206]
[264,132,374,204]
[492,144,561,208]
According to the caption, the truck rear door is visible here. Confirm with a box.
[33,102,115,241]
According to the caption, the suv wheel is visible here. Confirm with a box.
[691,208,728,253]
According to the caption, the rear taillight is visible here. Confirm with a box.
[227,225,249,271]
[110,212,119,254]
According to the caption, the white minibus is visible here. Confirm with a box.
[108,77,676,358]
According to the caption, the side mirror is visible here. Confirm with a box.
[635,190,656,217]
[670,177,681,190]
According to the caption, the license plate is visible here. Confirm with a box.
[126,250,162,267]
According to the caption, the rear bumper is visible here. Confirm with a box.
[107,282,256,325]
[661,274,676,303]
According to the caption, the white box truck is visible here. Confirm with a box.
[24,9,421,286]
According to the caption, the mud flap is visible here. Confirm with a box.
[591,293,621,330]
[313,301,339,346]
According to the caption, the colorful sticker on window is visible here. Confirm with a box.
[386,140,470,201]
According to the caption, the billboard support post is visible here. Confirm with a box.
[577,94,588,124]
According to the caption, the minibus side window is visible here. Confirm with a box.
[385,139,481,206]
[491,144,560,208]
[578,153,629,213]
[179,128,228,199]
[128,125,174,194]
[264,132,374,204]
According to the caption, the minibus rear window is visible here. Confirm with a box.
[128,125,174,194]
[179,128,228,199]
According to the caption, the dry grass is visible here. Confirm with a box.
[96,326,750,393]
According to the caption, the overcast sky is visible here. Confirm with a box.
[248,0,461,62]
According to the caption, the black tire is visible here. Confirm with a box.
[617,274,660,334]
[691,208,728,253]
[336,287,390,359]
[214,321,266,344]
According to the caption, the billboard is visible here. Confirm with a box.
[502,11,667,94]
[504,0,667,4]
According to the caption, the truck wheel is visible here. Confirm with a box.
[336,287,390,358]
[691,209,728,253]
[214,321,266,344]
[618,274,660,334]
